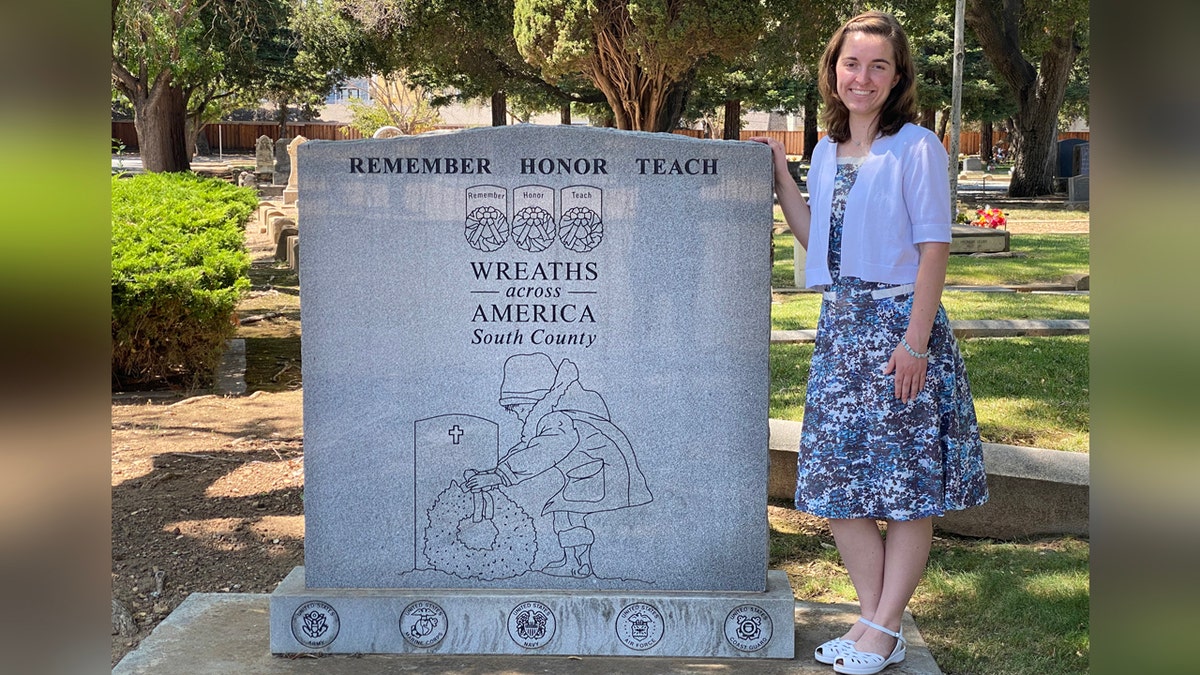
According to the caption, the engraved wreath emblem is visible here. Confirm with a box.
[463,186,604,253]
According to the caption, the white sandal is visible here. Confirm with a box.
[814,636,855,664]
[833,617,906,674]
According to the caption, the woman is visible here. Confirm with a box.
[752,11,988,675]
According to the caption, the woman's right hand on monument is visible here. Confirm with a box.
[748,136,788,177]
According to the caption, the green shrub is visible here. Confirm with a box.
[112,173,256,388]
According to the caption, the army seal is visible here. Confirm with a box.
[290,601,340,649]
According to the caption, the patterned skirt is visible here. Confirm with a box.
[795,278,989,521]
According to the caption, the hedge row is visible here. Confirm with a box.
[112,173,257,388]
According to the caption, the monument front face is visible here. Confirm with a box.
[299,126,773,592]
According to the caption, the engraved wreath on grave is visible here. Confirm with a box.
[464,185,604,254]
[422,476,538,580]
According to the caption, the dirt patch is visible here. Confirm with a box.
[111,390,305,665]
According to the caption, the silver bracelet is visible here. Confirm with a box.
[900,336,930,359]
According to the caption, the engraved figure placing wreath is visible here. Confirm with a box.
[418,353,652,581]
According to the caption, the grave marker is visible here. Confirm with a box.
[273,137,291,186]
[283,135,308,205]
[1074,142,1090,176]
[1056,138,1086,179]
[1068,175,1090,205]
[255,135,274,175]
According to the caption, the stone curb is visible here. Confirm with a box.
[767,419,1089,539]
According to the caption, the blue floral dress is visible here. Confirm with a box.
[794,157,988,521]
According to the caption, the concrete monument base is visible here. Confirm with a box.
[269,566,797,658]
[116,592,944,674]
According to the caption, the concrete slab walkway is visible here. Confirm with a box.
[114,594,943,675]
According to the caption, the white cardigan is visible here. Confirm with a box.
[804,123,952,288]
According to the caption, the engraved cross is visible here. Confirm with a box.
[448,425,464,444]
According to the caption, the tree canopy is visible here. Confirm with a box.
[114,0,1087,180]
[112,0,336,171]
[513,1,764,131]
[297,0,609,118]
[966,0,1088,196]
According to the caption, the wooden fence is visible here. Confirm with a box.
[112,120,1087,158]
[111,121,366,152]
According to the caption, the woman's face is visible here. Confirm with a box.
[835,31,900,122]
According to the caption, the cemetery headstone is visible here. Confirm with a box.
[269,125,794,658]
[273,137,292,186]
[282,135,308,205]
[1073,142,1090,176]
[373,125,405,139]
[962,156,984,171]
[1068,175,1090,205]
[1056,138,1086,178]
[256,135,274,175]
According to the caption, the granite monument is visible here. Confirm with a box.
[270,125,793,658]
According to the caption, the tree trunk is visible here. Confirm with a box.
[966,0,1081,197]
[134,83,190,173]
[193,126,211,156]
[937,108,950,142]
[560,103,571,125]
[587,8,694,132]
[277,98,289,139]
[185,114,210,159]
[980,120,994,163]
[1008,108,1060,196]
[491,91,507,126]
[920,108,936,131]
[722,99,742,140]
[802,87,819,161]
[653,77,693,132]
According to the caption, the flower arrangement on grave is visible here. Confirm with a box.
[974,206,1007,229]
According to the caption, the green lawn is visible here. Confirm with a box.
[773,232,1090,288]
[915,537,1090,674]
[946,234,1089,286]
[768,336,1089,452]
[772,291,1090,330]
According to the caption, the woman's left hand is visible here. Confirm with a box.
[883,344,928,403]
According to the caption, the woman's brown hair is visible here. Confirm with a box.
[817,11,918,142]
